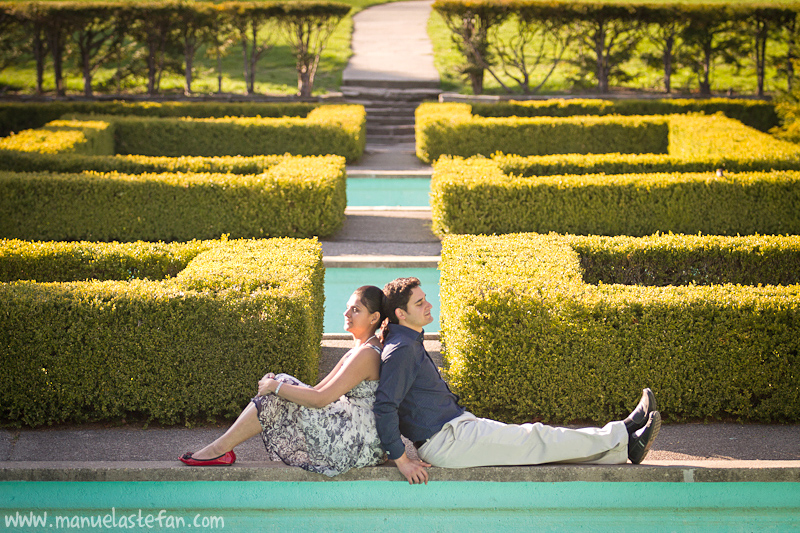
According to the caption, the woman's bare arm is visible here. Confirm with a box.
[259,345,380,409]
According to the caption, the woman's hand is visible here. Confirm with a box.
[258,377,277,396]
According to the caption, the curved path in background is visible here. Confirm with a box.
[343,0,439,87]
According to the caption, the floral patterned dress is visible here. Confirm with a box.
[251,346,386,477]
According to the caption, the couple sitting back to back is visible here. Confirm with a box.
[181,277,661,482]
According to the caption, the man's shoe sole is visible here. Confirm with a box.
[628,411,661,464]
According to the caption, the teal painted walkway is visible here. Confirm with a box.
[2,481,799,531]
[347,177,431,207]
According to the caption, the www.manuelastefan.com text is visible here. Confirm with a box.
[4,509,224,529]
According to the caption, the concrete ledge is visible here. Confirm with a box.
[2,461,799,483]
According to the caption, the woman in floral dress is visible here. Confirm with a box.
[180,285,387,476]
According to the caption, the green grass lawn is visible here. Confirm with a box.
[427,1,792,97]
[0,0,793,97]
[0,0,397,97]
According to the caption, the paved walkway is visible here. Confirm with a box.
[342,0,438,87]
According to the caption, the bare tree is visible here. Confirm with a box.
[435,1,509,95]
[572,5,642,94]
[71,4,126,97]
[224,2,280,95]
[489,6,579,94]
[279,2,350,98]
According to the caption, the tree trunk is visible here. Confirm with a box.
[184,39,195,96]
[700,39,712,95]
[33,30,45,95]
[217,48,223,94]
[82,52,93,97]
[595,22,608,93]
[755,19,767,97]
[147,45,157,95]
[663,33,674,94]
[48,27,65,96]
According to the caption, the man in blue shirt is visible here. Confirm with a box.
[374,277,661,485]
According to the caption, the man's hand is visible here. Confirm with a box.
[394,453,431,485]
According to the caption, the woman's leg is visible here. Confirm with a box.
[190,402,262,460]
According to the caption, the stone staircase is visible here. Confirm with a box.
[341,84,440,146]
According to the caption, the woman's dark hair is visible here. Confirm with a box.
[381,277,421,325]
[353,285,387,336]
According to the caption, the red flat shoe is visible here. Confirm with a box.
[179,450,236,466]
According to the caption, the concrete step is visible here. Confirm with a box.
[343,88,441,102]
[367,134,416,144]
[367,124,415,136]
[366,116,415,127]
[341,79,441,91]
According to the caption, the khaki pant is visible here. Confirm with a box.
[417,412,629,467]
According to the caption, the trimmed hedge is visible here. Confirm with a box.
[106,105,365,162]
[0,155,347,241]
[416,103,800,166]
[416,103,672,163]
[0,101,317,138]
[469,98,779,133]
[0,151,288,175]
[439,233,800,425]
[431,109,800,176]
[431,159,800,236]
[0,237,324,427]
[0,104,365,162]
[0,119,114,156]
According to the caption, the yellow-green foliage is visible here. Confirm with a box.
[440,233,800,425]
[417,103,800,170]
[102,105,365,162]
[0,155,347,241]
[471,98,778,132]
[0,237,324,427]
[0,151,288,174]
[431,158,800,236]
[0,119,113,156]
[415,103,669,163]
[0,97,318,138]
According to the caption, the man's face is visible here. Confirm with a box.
[397,286,433,332]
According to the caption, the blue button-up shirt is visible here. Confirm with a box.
[373,324,465,459]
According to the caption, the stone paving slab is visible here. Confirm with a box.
[342,0,439,87]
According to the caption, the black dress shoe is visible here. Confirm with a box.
[624,388,656,434]
[628,411,661,464]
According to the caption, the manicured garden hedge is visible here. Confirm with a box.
[468,98,778,133]
[0,104,365,162]
[0,101,317,137]
[431,159,800,236]
[107,105,365,162]
[0,151,288,175]
[0,119,115,156]
[439,233,800,424]
[0,155,347,241]
[0,237,325,427]
[416,103,800,165]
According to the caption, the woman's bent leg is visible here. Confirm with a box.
[190,402,262,460]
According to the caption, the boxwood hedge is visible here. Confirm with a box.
[439,233,800,425]
[0,155,347,241]
[431,160,800,236]
[0,237,324,427]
